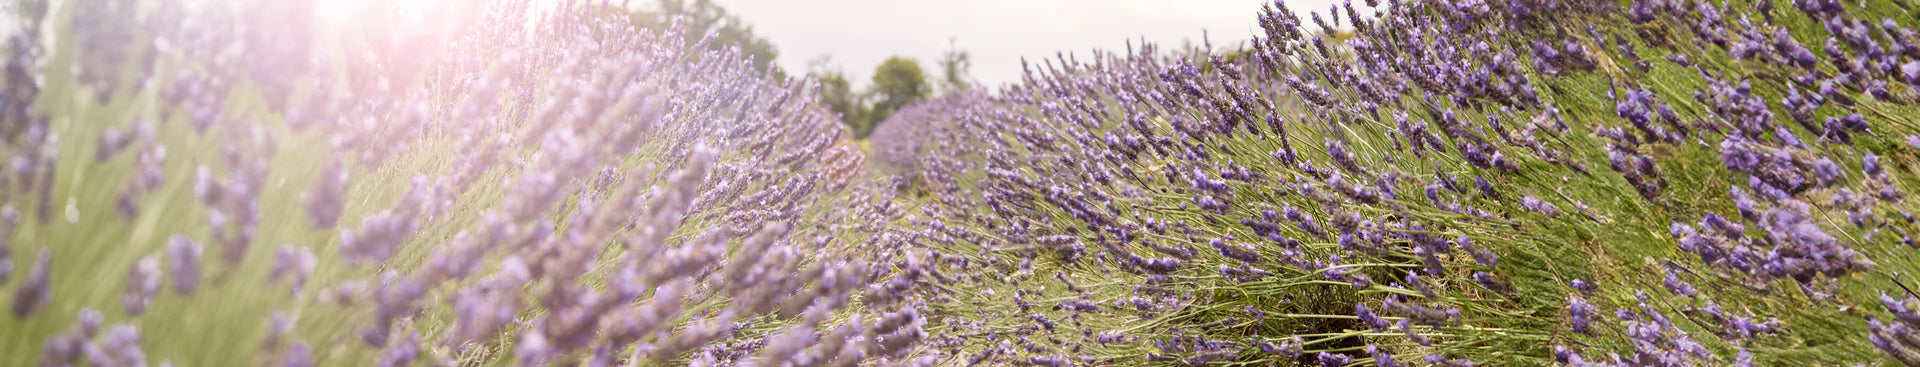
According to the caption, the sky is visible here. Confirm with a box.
[707,0,1345,88]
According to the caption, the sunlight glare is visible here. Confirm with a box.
[315,0,455,36]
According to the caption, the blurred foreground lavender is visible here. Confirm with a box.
[3,1,924,365]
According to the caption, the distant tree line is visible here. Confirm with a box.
[814,39,973,139]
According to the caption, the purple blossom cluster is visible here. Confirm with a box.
[1556,292,1715,366]
[39,309,149,367]
[1642,0,1912,293]
[1872,293,1920,365]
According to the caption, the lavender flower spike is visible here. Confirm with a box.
[11,249,50,318]
[167,235,203,295]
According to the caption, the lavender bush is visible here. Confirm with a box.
[875,0,1920,365]
[7,0,1920,366]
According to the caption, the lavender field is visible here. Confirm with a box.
[4,0,1920,366]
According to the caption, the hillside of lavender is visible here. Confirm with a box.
[5,0,1920,366]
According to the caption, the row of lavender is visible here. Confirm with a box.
[2,1,938,366]
[877,0,1920,365]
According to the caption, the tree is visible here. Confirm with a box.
[867,56,929,128]
[807,55,870,138]
[809,56,927,139]
[628,0,781,75]
[813,70,868,134]
[937,37,974,94]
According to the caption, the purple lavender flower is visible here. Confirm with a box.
[1260,336,1304,357]
[167,235,202,295]
[340,211,415,265]
[1570,279,1596,295]
[1618,291,1713,363]
[1348,272,1375,290]
[1882,293,1919,324]
[1866,153,1885,178]
[448,286,517,346]
[1748,176,1790,202]
[1318,351,1354,367]
[1211,238,1261,264]
[95,127,132,163]
[1285,205,1327,238]
[1058,300,1100,313]
[1368,344,1398,367]
[77,308,101,337]
[1568,293,1595,335]
[1357,303,1388,332]
[1903,61,1920,85]
[1022,355,1070,367]
[1405,272,1437,299]
[41,327,85,366]
[518,331,555,366]
[1520,196,1559,216]
[1472,272,1507,294]
[124,256,159,316]
[377,331,420,367]
[263,311,293,351]
[0,239,9,287]
[90,324,145,367]
[1811,157,1842,186]
[11,249,50,318]
[1662,269,1697,297]
[269,245,317,293]
[1474,176,1502,201]
[302,158,346,229]
[282,341,313,367]
[1397,319,1431,346]
[1729,185,1761,222]
[0,205,14,286]
[1328,140,1360,172]
[1553,345,1578,364]
[1458,234,1498,268]
[1097,331,1127,344]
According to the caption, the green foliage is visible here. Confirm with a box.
[809,56,932,140]
[813,69,872,136]
[868,57,929,115]
[860,56,929,138]
[938,37,973,94]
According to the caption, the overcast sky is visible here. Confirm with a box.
[707,0,1345,88]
